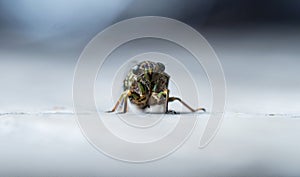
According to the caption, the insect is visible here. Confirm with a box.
[108,61,206,114]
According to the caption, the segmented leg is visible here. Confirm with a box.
[123,94,128,113]
[168,97,206,112]
[157,89,175,114]
[163,89,170,113]
[107,91,128,113]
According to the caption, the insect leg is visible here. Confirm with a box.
[119,98,124,108]
[107,91,128,113]
[162,90,177,114]
[138,82,146,95]
[123,94,128,113]
[163,89,170,113]
[168,97,206,112]
[156,89,173,113]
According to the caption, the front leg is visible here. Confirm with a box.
[158,89,177,114]
[107,90,130,113]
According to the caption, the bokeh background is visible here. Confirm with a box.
[1,0,300,113]
[1,1,300,176]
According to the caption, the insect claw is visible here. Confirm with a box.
[196,108,206,112]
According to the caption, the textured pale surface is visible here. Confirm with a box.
[1,113,300,176]
[1,28,300,176]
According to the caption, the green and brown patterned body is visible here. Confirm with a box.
[123,61,169,109]
[108,60,206,114]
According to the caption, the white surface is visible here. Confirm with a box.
[1,113,300,176]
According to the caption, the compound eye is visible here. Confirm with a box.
[132,65,139,74]
[156,62,165,72]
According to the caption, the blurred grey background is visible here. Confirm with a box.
[1,0,300,54]
[1,0,299,113]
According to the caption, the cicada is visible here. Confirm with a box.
[108,61,205,114]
